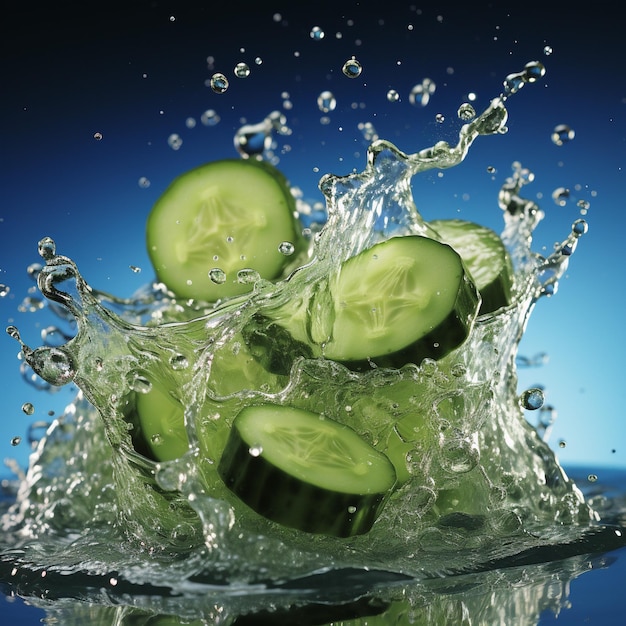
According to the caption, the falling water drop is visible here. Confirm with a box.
[209,268,227,285]
[342,57,362,78]
[22,402,35,416]
[552,187,570,206]
[457,103,476,121]
[310,26,325,40]
[317,91,337,113]
[210,73,229,93]
[519,387,545,410]
[234,62,251,78]
[551,124,575,146]
[167,134,183,150]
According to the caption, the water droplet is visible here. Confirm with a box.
[347,505,357,514]
[234,119,273,159]
[503,71,525,96]
[150,433,164,446]
[310,26,325,40]
[543,45,553,56]
[551,124,575,146]
[457,103,476,121]
[278,241,295,255]
[558,439,567,448]
[22,402,35,415]
[93,132,103,140]
[167,133,183,150]
[38,237,56,260]
[138,176,151,188]
[342,57,362,78]
[109,577,118,587]
[435,113,445,123]
[210,72,229,93]
[208,268,226,284]
[26,346,75,385]
[234,62,250,78]
[519,387,545,410]
[409,78,435,107]
[201,109,220,126]
[129,265,142,274]
[572,218,588,237]
[254,57,263,65]
[386,89,400,103]
[6,325,21,341]
[11,436,21,447]
[317,90,336,113]
[169,354,189,370]
[237,268,260,284]
[523,60,546,82]
[249,445,263,457]
[0,284,10,297]
[185,117,196,129]
[552,187,570,206]
[130,374,152,394]
[587,474,598,483]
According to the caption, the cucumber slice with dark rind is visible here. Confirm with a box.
[218,404,397,537]
[146,159,303,302]
[429,219,513,314]
[243,236,480,372]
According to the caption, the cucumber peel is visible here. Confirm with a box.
[218,404,397,537]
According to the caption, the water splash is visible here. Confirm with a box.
[1,63,609,587]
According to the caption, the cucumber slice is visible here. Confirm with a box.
[218,404,397,537]
[134,382,188,462]
[146,159,302,302]
[429,219,513,314]
[244,236,480,371]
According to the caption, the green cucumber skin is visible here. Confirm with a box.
[218,424,389,537]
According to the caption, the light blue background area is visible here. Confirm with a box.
[1,3,624,482]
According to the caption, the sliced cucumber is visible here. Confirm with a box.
[218,404,397,537]
[429,219,513,314]
[244,236,480,371]
[146,159,303,302]
[134,382,188,462]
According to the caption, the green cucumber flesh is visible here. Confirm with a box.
[146,159,302,302]
[244,235,480,371]
[429,219,513,314]
[134,382,188,462]
[218,404,397,537]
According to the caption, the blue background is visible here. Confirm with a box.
[1,1,624,482]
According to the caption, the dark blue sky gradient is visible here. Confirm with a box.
[1,2,625,474]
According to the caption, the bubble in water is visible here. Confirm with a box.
[551,124,575,146]
[138,176,151,188]
[210,73,229,93]
[317,91,336,113]
[234,62,250,78]
[237,268,260,284]
[310,26,325,40]
[201,109,220,126]
[130,374,152,394]
[0,284,10,297]
[552,187,570,206]
[342,57,362,78]
[169,354,189,370]
[167,133,183,150]
[457,103,476,121]
[519,387,545,410]
[386,89,400,102]
[22,402,35,416]
[278,241,295,255]
[209,268,227,284]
